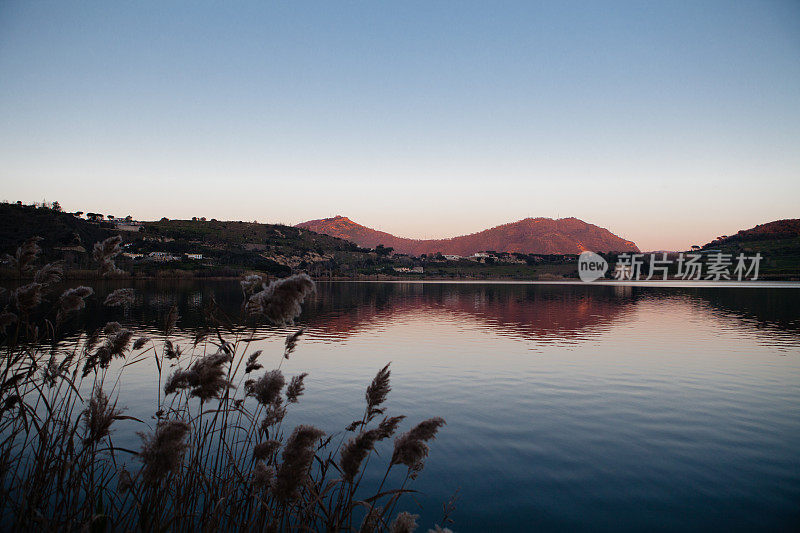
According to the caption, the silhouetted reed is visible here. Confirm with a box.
[164,350,232,401]
[92,235,123,276]
[390,511,419,533]
[138,419,191,483]
[246,272,315,324]
[2,236,41,276]
[103,287,135,307]
[59,285,93,316]
[0,236,451,532]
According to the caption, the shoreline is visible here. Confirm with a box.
[2,273,798,285]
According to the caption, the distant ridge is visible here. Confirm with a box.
[296,216,639,255]
[703,218,800,246]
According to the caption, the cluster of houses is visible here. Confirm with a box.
[439,252,525,264]
[122,251,203,262]
[393,266,424,274]
[112,218,143,232]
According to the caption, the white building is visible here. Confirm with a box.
[186,253,203,260]
[469,252,495,262]
[393,266,424,274]
[113,218,143,232]
[148,251,178,262]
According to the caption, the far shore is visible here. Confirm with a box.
[2,271,798,284]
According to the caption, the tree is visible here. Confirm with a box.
[375,244,393,257]
[52,201,62,212]
[74,211,84,217]
[107,215,115,220]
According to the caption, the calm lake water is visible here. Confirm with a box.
[69,280,800,531]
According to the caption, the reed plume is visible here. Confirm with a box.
[341,414,403,481]
[240,274,264,298]
[391,418,446,470]
[13,282,42,314]
[138,419,191,483]
[3,236,41,274]
[284,328,305,359]
[93,235,123,276]
[360,505,384,533]
[84,388,122,446]
[59,286,94,316]
[340,429,381,481]
[104,288,135,307]
[245,350,263,373]
[132,336,151,350]
[366,363,392,421]
[261,399,287,430]
[246,273,315,325]
[104,321,122,334]
[390,512,419,533]
[247,369,285,406]
[163,350,232,402]
[34,261,64,287]
[84,327,134,374]
[377,415,405,439]
[286,372,308,403]
[252,462,275,490]
[272,425,325,501]
[107,328,134,355]
[163,339,182,359]
[253,440,281,461]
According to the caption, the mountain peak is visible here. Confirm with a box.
[296,216,639,255]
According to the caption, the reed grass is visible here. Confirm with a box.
[0,236,450,532]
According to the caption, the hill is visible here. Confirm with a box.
[0,202,112,253]
[0,204,373,277]
[701,218,800,279]
[296,216,639,255]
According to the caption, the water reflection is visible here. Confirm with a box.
[76,280,800,346]
[46,280,800,531]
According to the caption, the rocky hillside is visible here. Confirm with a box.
[296,216,639,255]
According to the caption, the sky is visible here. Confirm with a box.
[0,1,798,251]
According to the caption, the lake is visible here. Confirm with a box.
[65,280,800,531]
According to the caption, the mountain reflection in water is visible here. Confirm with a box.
[73,280,800,345]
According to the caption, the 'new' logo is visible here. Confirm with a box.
[578,251,608,282]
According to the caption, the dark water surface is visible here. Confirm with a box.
[69,280,800,531]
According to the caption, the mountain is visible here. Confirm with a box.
[700,218,800,279]
[296,216,639,255]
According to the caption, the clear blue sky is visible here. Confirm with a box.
[1,1,798,250]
